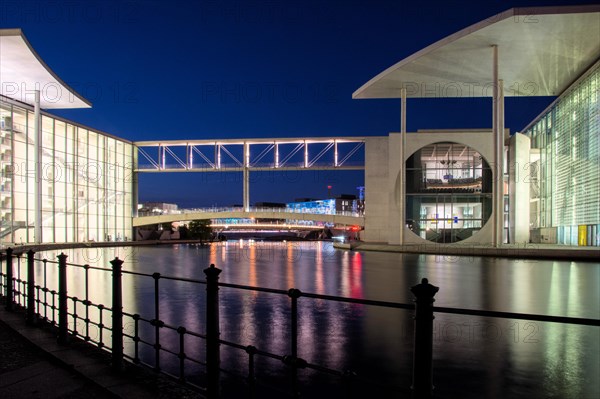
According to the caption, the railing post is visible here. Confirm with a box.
[245,345,257,398]
[152,272,162,371]
[4,247,14,311]
[288,288,302,398]
[411,278,439,399]
[26,249,35,325]
[57,252,68,344]
[111,257,124,372]
[204,263,222,399]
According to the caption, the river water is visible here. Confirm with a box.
[36,242,599,398]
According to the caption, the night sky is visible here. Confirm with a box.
[2,0,595,207]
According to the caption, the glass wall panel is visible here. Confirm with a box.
[524,63,599,246]
[0,101,13,245]
[405,142,493,243]
[0,98,134,244]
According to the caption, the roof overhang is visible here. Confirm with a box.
[353,5,600,99]
[0,29,91,109]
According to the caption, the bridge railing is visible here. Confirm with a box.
[2,248,597,398]
[136,161,366,171]
[138,206,364,218]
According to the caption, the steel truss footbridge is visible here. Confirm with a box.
[133,137,366,227]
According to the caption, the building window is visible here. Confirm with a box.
[405,142,492,243]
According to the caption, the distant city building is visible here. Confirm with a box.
[286,195,363,216]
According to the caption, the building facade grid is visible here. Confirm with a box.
[0,97,134,244]
[524,63,599,246]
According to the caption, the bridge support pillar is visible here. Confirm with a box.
[243,141,250,212]
[243,167,250,212]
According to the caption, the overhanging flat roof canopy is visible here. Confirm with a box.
[353,5,600,99]
[0,29,91,109]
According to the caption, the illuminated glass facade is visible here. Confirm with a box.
[286,199,336,215]
[0,96,135,244]
[405,142,493,243]
[524,63,599,246]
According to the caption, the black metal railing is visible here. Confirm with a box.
[1,247,599,399]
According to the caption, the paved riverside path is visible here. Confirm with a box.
[0,305,200,398]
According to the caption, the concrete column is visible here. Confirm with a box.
[243,142,250,211]
[363,137,390,242]
[498,81,506,245]
[509,133,531,243]
[132,148,139,220]
[491,45,504,247]
[34,90,42,244]
[399,88,407,245]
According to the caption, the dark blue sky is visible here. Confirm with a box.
[2,0,595,207]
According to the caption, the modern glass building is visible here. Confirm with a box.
[0,97,135,244]
[0,29,135,245]
[523,62,599,246]
[355,5,599,246]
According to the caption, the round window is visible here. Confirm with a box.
[405,142,492,243]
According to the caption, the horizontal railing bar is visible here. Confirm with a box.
[122,270,207,286]
[185,330,207,340]
[218,339,246,351]
[11,268,600,328]
[304,362,345,377]
[159,275,206,284]
[161,347,180,357]
[36,259,58,264]
[81,265,112,272]
[122,353,136,362]
[434,306,600,326]
[137,338,156,347]
[121,270,156,278]
[133,315,154,324]
[185,357,206,366]
[301,292,415,309]
[219,282,289,295]
[174,353,204,367]
[219,338,285,362]
[217,337,348,377]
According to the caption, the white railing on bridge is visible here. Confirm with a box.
[135,161,365,171]
[134,137,366,172]
[211,222,324,230]
[137,206,364,218]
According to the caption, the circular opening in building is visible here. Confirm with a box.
[405,142,492,243]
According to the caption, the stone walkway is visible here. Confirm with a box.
[0,304,201,398]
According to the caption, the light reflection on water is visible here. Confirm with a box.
[35,242,599,398]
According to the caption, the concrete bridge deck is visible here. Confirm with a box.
[133,207,365,228]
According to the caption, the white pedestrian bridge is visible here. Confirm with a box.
[132,207,365,228]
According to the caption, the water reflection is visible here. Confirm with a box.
[35,243,599,398]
